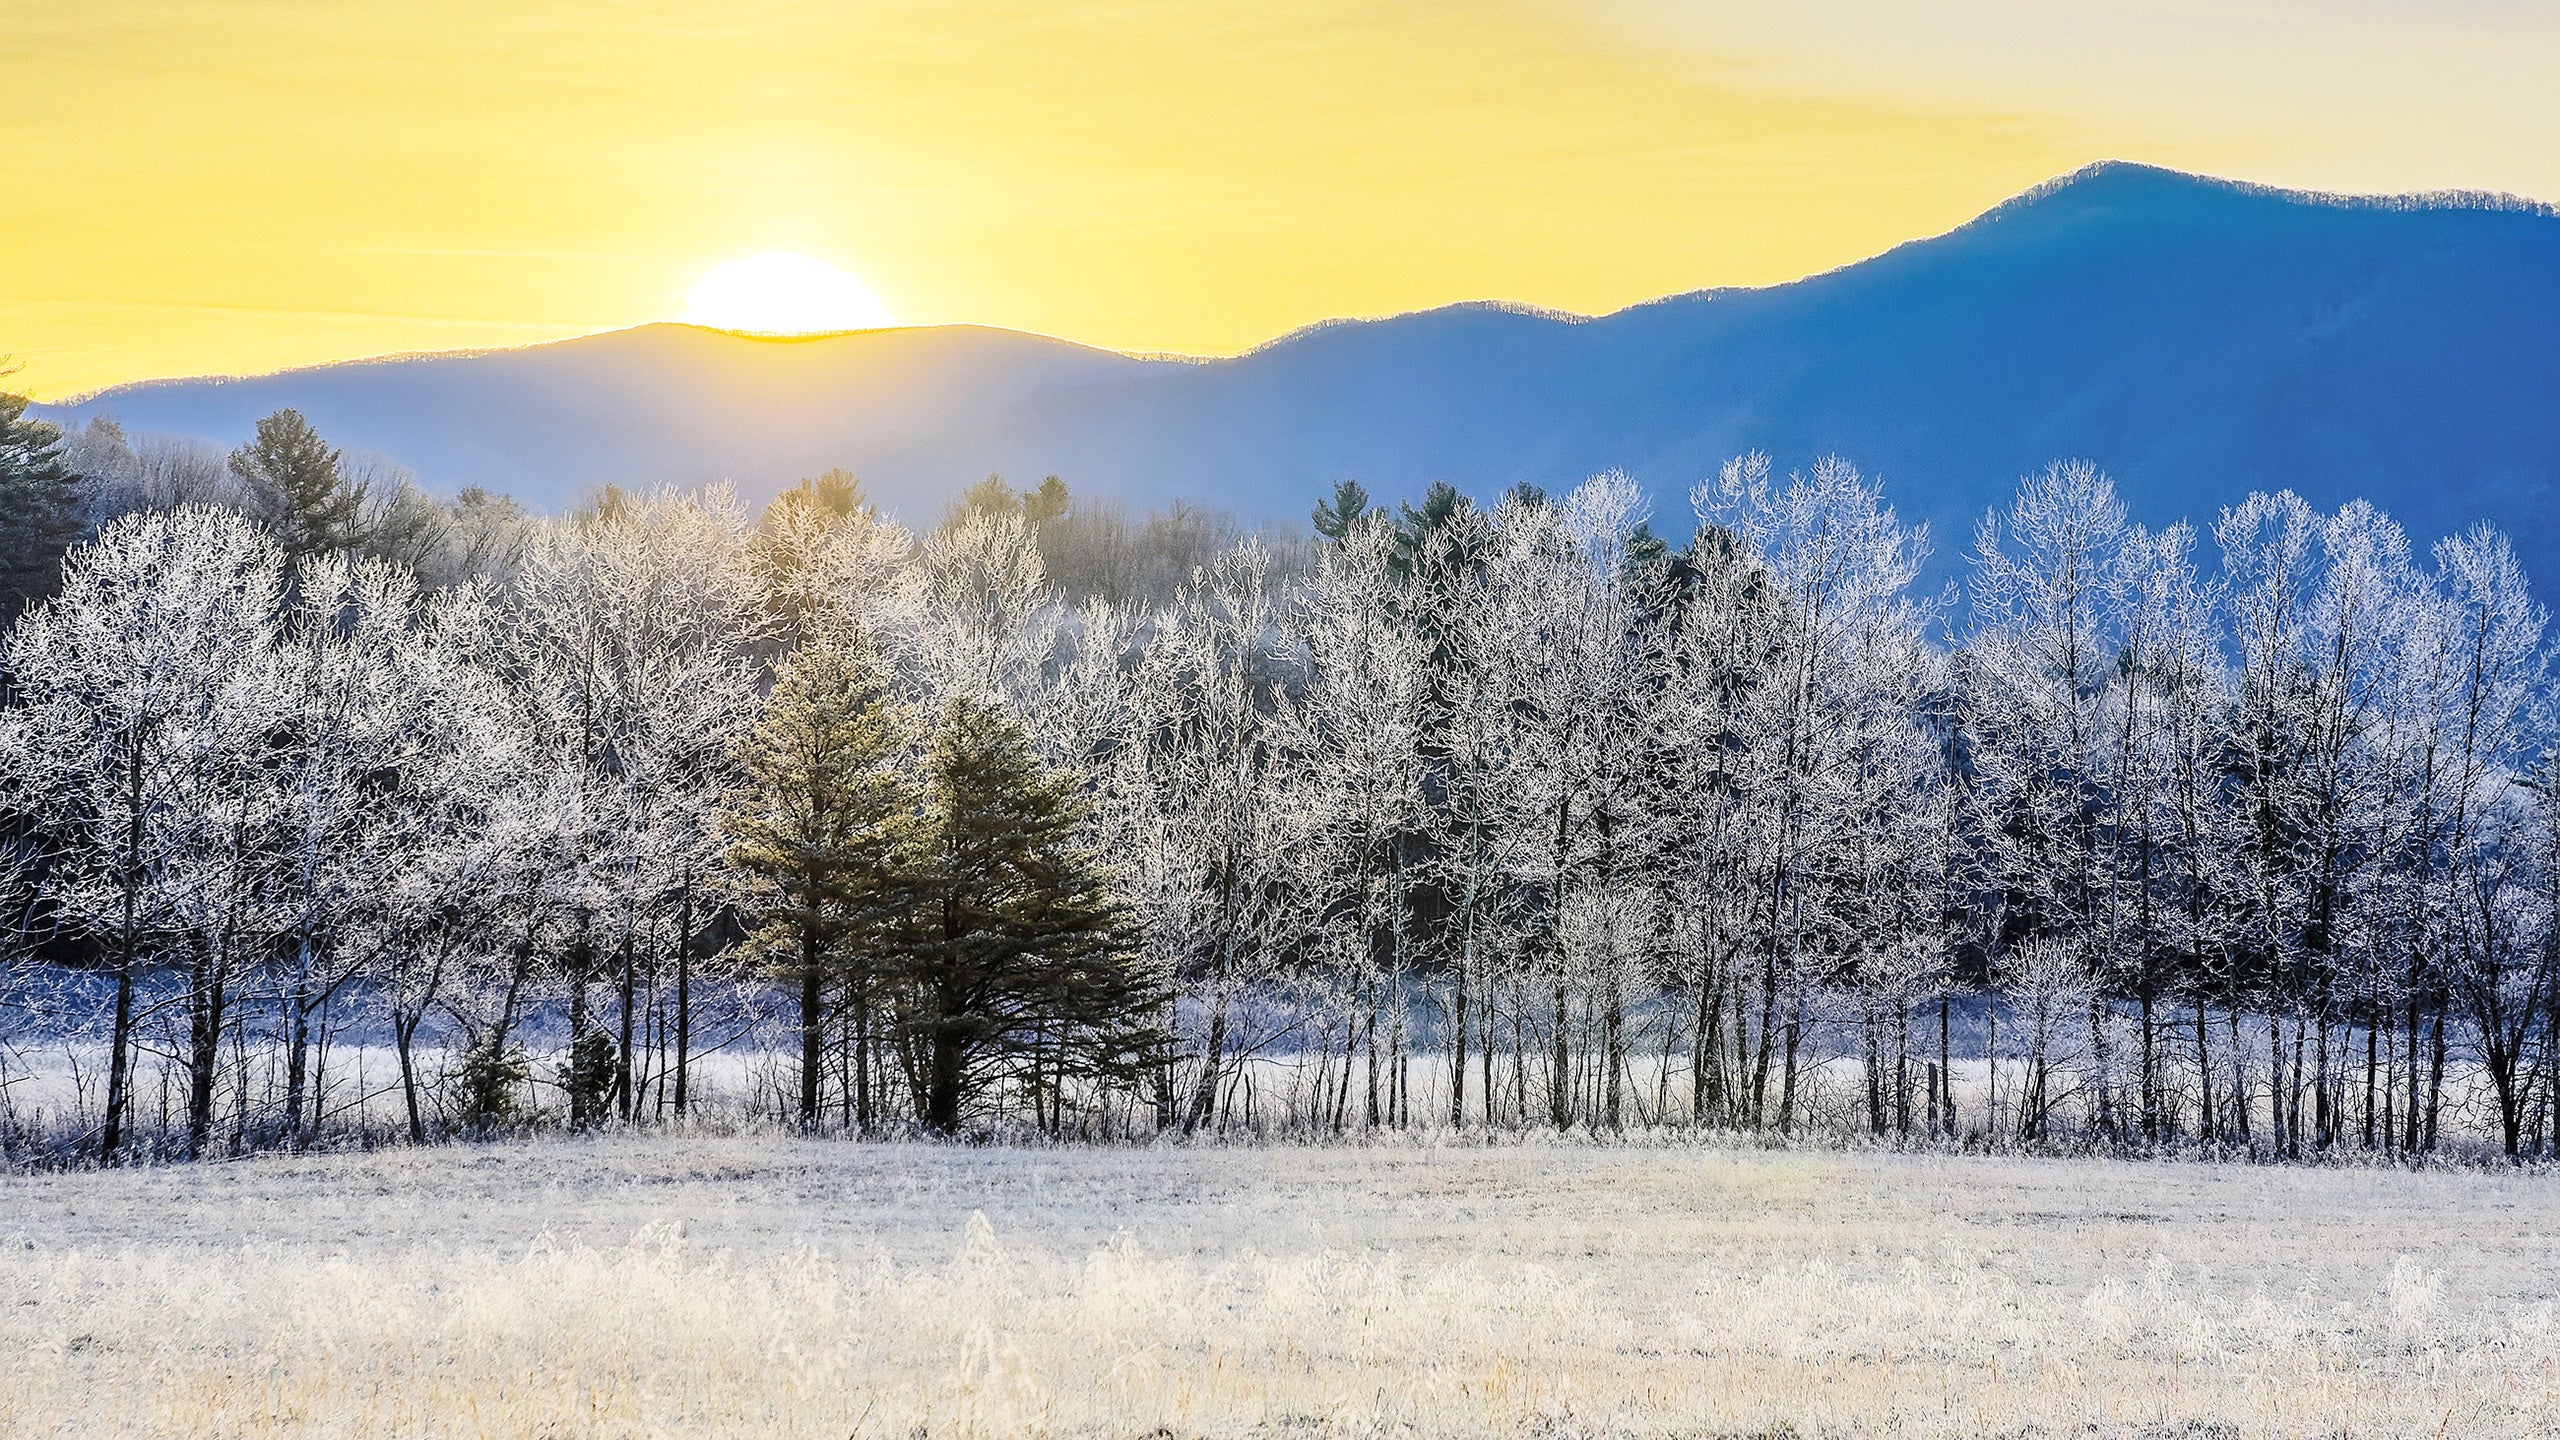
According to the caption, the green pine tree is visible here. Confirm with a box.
[941,473,1020,532]
[897,696,1164,1134]
[727,630,922,1128]
[1022,475,1071,528]
[1311,479,1371,542]
[0,387,87,619]
[778,467,870,520]
[229,408,367,559]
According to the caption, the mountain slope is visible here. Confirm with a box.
[42,162,2560,573]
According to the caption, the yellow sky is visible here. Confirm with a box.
[4,0,2554,401]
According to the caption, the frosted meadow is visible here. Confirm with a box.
[5,1138,2556,1439]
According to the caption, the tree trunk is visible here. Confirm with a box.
[1451,871,1475,1129]
[2192,995,2213,1145]
[927,1022,965,1133]
[1603,970,1624,1133]
[615,924,637,1122]
[1894,1004,1911,1138]
[1865,1007,1885,1136]
[1777,991,1803,1135]
[2313,1012,2333,1151]
[673,880,694,1119]
[2087,993,2116,1142]
[1693,925,1723,1127]
[1750,949,1778,1128]
[1938,995,1952,1137]
[100,738,148,1164]
[2423,1006,2447,1152]
[796,910,824,1127]
[1985,999,1999,1142]
[2403,992,2423,1154]
[184,936,226,1159]
[2361,1017,2378,1152]
[284,932,316,1145]
[1364,978,1382,1130]
[853,974,873,1131]
[394,1009,423,1146]
[1548,980,1571,1130]
[1185,995,1229,1135]
[2267,1012,2288,1155]
[2140,988,2158,1142]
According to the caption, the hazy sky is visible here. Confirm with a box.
[4,0,2553,399]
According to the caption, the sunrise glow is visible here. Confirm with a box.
[3,2,2555,398]
[679,253,896,335]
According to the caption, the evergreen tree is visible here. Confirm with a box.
[1311,479,1371,542]
[726,629,921,1128]
[1023,475,1071,528]
[0,387,87,619]
[943,473,1020,531]
[779,467,870,520]
[1388,480,1488,625]
[897,696,1163,1133]
[229,409,367,559]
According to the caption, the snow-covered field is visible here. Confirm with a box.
[4,1139,2556,1438]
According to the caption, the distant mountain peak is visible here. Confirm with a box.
[1242,299,1594,358]
[1996,159,2557,221]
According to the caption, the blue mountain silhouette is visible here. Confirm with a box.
[44,162,2560,576]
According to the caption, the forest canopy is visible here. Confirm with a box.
[3,402,2558,1165]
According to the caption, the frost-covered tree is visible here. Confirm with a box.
[2112,520,2236,1141]
[1695,454,1934,1133]
[916,508,1053,709]
[503,486,767,1125]
[1281,516,1428,1130]
[2419,527,2547,1154]
[359,582,526,1140]
[0,508,282,1159]
[753,470,919,653]
[260,553,445,1143]
[1457,474,1670,1129]
[1124,541,1294,1132]
[1965,462,2133,1133]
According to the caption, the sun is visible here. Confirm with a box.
[679,252,896,335]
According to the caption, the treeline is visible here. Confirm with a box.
[3,394,2559,1162]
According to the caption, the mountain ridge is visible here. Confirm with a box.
[37,161,2560,579]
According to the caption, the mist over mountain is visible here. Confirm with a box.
[40,162,2560,575]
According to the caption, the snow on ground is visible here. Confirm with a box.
[11,1038,2519,1151]
[4,1138,2556,1438]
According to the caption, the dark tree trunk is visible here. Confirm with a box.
[1694,941,1724,1128]
[100,738,147,1164]
[2193,994,2213,1146]
[673,881,694,1119]
[185,950,226,1159]
[797,950,824,1127]
[284,933,317,1145]
[2423,1006,2447,1152]
[1450,888,1473,1129]
[1185,995,1229,1135]
[615,924,637,1122]
[1548,981,1571,1130]
[394,1010,424,1145]
[926,1021,965,1133]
